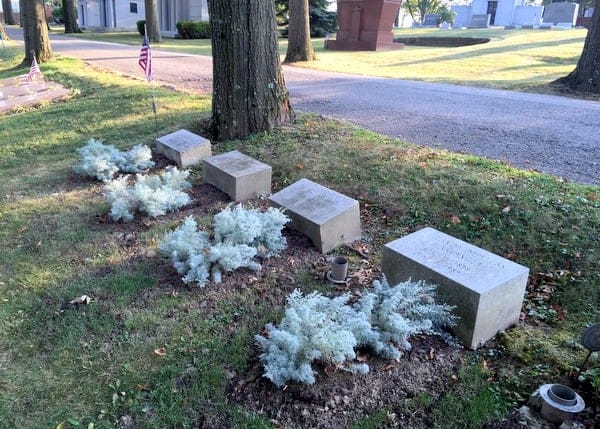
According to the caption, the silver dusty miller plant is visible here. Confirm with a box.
[73,138,155,181]
[255,276,456,387]
[105,167,192,222]
[158,205,289,287]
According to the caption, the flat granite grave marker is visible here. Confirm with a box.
[202,150,271,202]
[155,129,212,168]
[269,178,361,254]
[382,227,529,349]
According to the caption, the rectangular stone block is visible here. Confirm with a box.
[382,227,529,349]
[202,150,271,202]
[269,178,361,254]
[155,129,212,168]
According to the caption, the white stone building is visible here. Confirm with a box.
[77,0,208,36]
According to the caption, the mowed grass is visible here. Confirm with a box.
[68,26,588,92]
[1,42,599,428]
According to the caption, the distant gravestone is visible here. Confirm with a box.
[468,14,490,28]
[422,14,439,27]
[202,150,271,202]
[155,129,212,168]
[382,227,529,349]
[542,2,579,26]
[269,178,361,254]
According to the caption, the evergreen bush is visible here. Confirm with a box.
[158,206,289,287]
[176,20,211,39]
[74,138,155,181]
[256,277,456,387]
[105,168,191,222]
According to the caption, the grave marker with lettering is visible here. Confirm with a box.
[382,227,529,349]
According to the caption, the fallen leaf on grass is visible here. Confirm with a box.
[450,215,461,224]
[154,348,167,356]
[586,192,597,201]
[501,206,511,214]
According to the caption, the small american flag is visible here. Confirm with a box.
[138,36,153,81]
[25,56,42,81]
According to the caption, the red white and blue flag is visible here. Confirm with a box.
[138,36,153,81]
[25,56,42,81]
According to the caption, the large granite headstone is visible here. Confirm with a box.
[542,2,579,26]
[468,14,490,28]
[269,178,362,254]
[324,0,403,51]
[202,150,271,202]
[155,129,211,168]
[423,14,440,27]
[382,227,529,349]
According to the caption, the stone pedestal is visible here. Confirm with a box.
[155,129,212,168]
[382,227,529,349]
[202,150,272,202]
[325,0,403,51]
[269,178,361,253]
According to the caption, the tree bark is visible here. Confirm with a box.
[285,0,316,63]
[63,0,81,33]
[555,0,600,94]
[208,0,295,141]
[21,0,53,63]
[144,0,161,42]
[2,0,15,25]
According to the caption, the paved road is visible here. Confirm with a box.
[5,27,599,185]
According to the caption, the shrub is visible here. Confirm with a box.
[105,168,191,222]
[158,206,289,286]
[256,277,456,387]
[73,138,155,182]
[176,20,211,39]
[136,20,146,36]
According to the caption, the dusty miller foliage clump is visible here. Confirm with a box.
[158,206,289,286]
[256,277,456,387]
[73,138,155,181]
[105,168,192,222]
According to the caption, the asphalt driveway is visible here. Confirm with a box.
[5,26,599,185]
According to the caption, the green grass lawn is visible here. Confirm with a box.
[1,38,599,428]
[67,27,588,92]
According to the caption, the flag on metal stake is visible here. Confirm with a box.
[138,36,153,82]
[26,55,42,81]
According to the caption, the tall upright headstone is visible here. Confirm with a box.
[325,0,403,51]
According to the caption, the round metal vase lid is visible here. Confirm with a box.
[581,323,600,351]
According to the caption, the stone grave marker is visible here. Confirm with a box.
[202,150,271,202]
[155,129,212,168]
[269,178,361,254]
[422,14,440,27]
[0,77,70,114]
[542,2,579,26]
[468,14,490,28]
[382,227,529,349]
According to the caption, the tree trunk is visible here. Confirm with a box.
[2,0,15,25]
[144,0,161,43]
[208,0,295,141]
[63,0,81,33]
[285,0,315,63]
[21,0,52,63]
[555,0,600,94]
